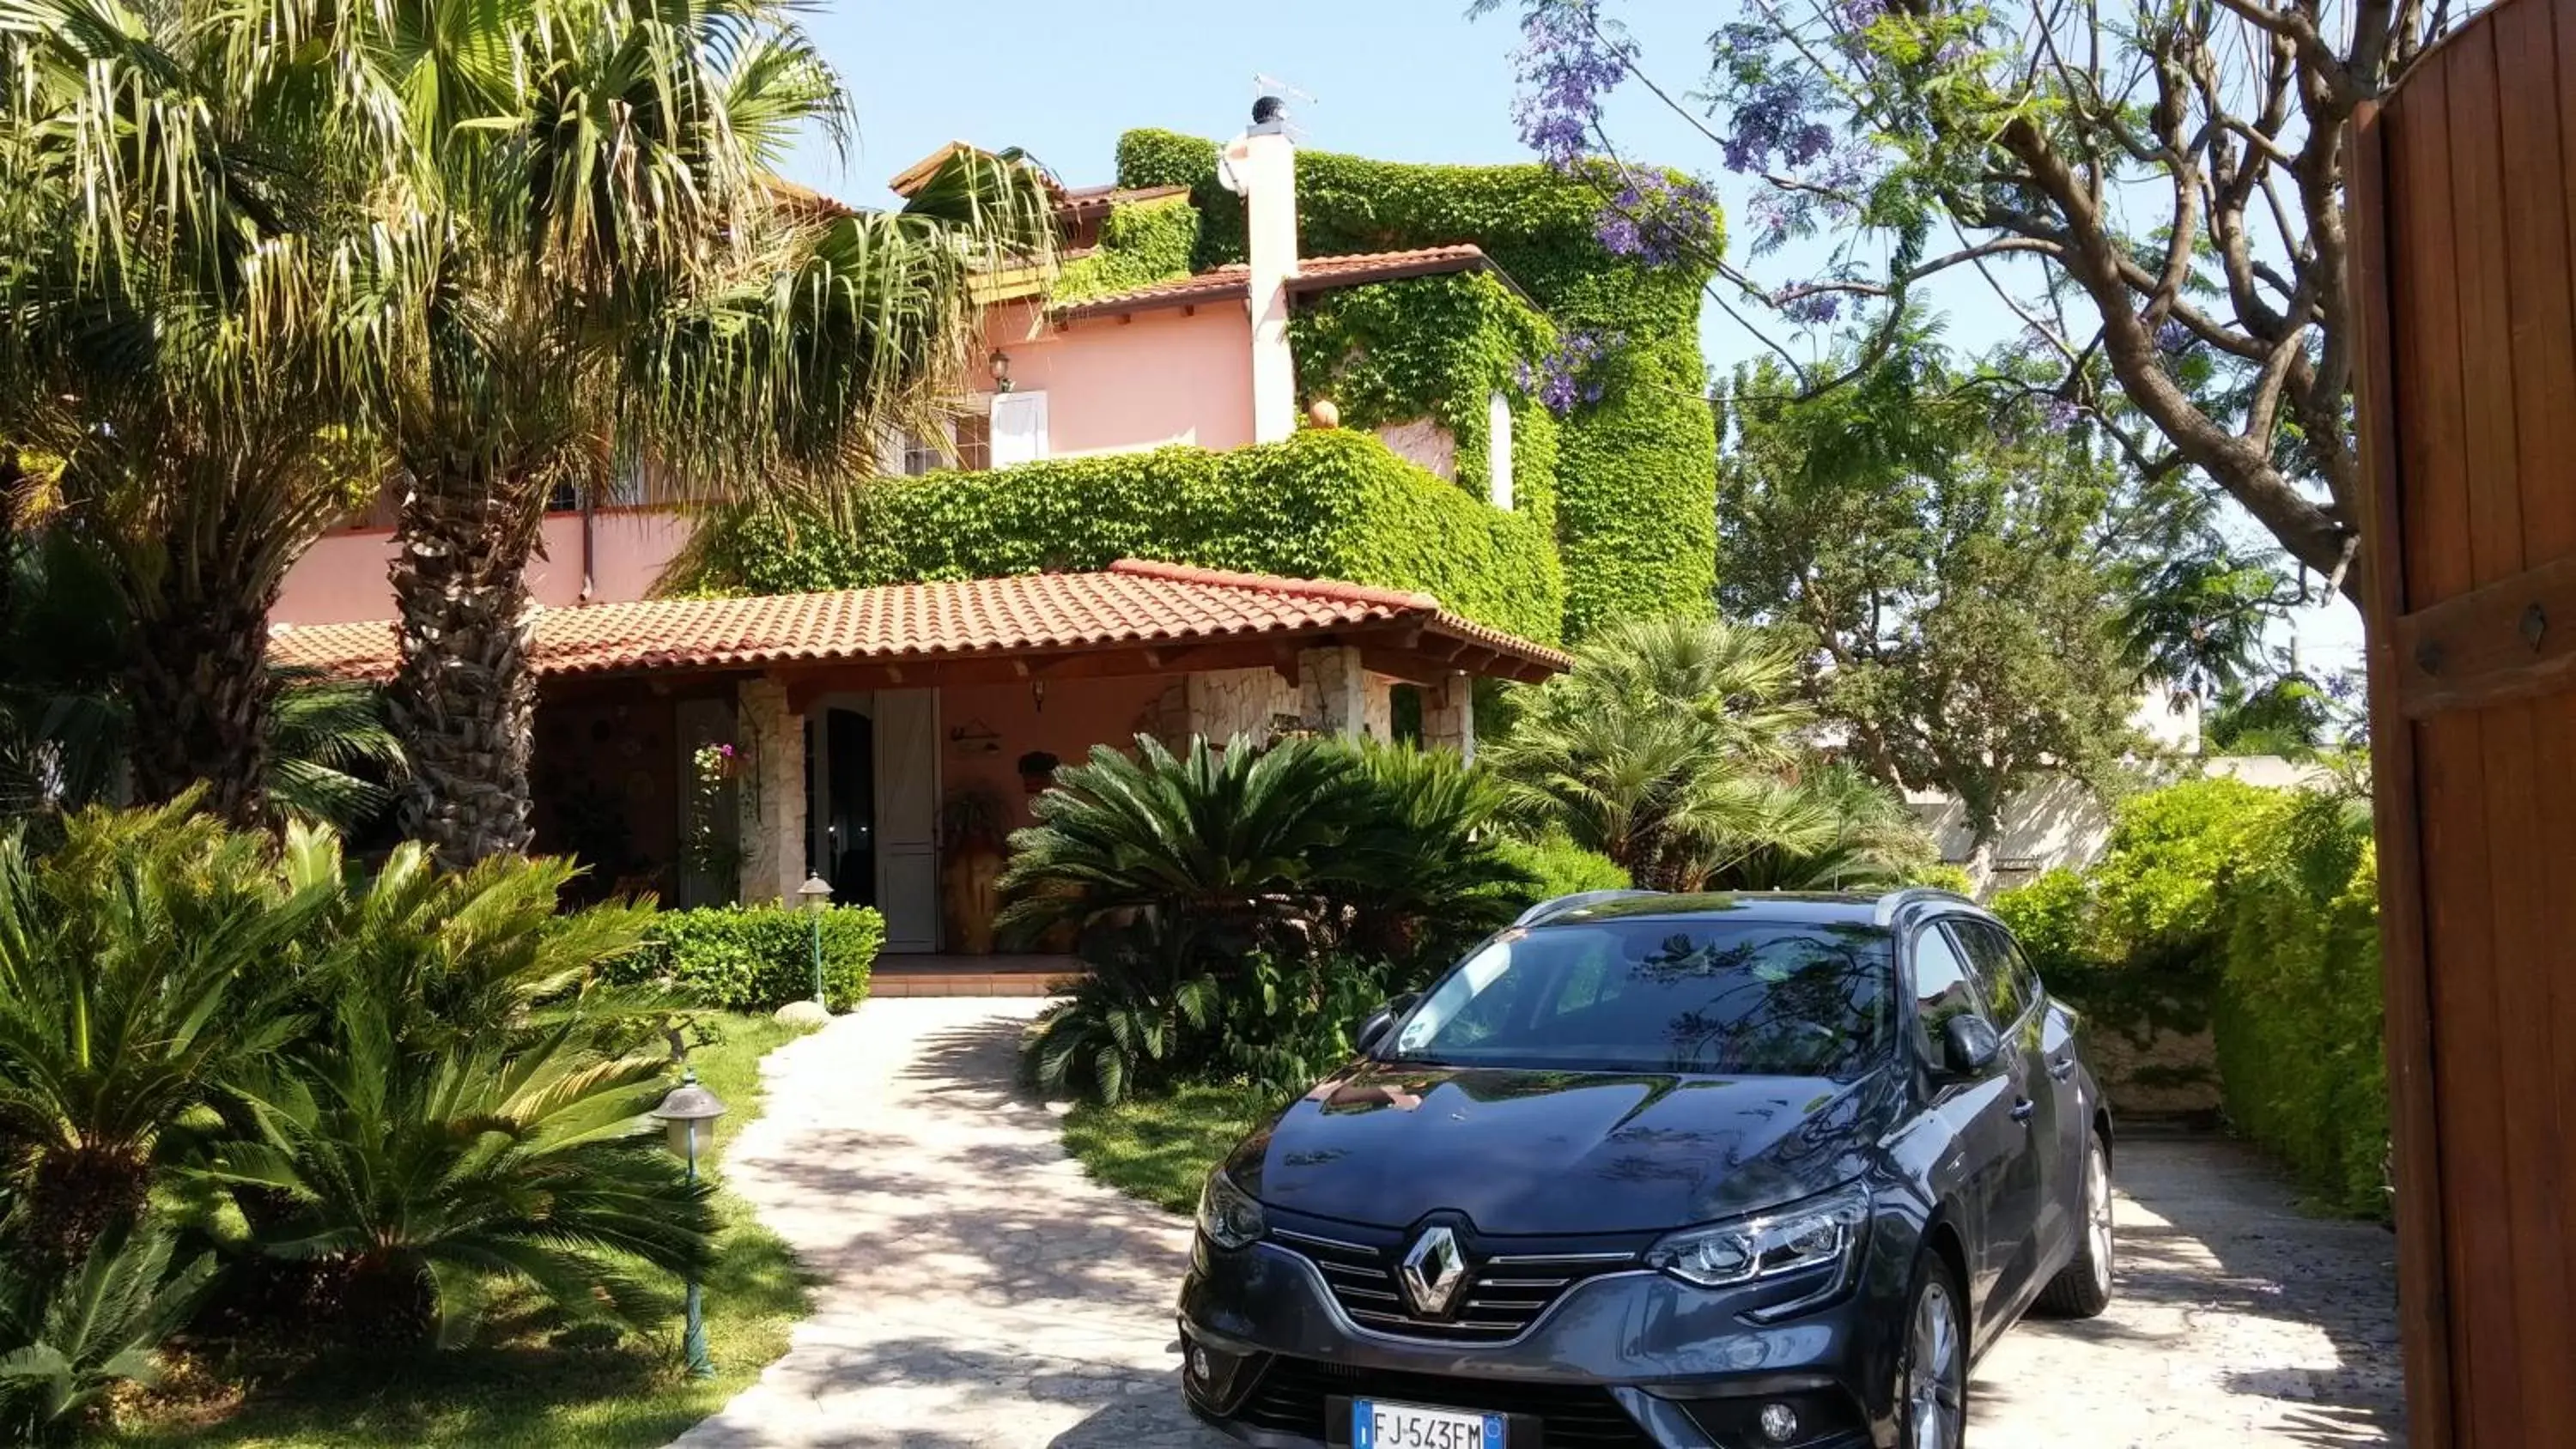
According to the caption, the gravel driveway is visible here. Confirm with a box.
[669,998,2406,1449]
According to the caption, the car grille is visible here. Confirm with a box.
[1236,1356,1656,1449]
[1272,1227,1639,1343]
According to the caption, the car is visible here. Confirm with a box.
[1176,887,2114,1449]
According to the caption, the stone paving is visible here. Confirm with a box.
[671,997,2407,1449]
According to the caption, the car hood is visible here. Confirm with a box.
[1224,1061,1899,1235]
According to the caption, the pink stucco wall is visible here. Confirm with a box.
[272,509,694,626]
[978,301,1255,456]
[940,673,1177,832]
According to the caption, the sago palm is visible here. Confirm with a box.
[198,1009,715,1346]
[0,801,329,1270]
[997,734,1376,954]
[0,1224,216,1445]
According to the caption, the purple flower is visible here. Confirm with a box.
[1526,328,1624,415]
[1510,2,1631,169]
[2153,318,2194,355]
[2041,397,2083,430]
[1593,170,1720,265]
[1780,292,1844,326]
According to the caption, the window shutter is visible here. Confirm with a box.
[989,391,1049,468]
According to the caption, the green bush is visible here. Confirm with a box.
[1991,779,2387,1218]
[1493,828,1631,902]
[1115,129,1720,637]
[623,904,883,1012]
[1053,195,1198,304]
[676,428,1564,646]
[1907,863,1978,896]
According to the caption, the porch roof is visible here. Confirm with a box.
[268,558,1569,688]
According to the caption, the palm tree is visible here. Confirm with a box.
[301,0,1059,864]
[1487,618,1818,890]
[1,0,384,823]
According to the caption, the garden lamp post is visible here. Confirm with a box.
[649,1070,728,1379]
[798,874,833,1008]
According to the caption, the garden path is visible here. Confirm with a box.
[668,997,2405,1449]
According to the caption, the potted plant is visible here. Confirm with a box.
[940,784,1009,955]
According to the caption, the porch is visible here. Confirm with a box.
[270,558,1567,955]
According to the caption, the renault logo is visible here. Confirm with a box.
[1399,1225,1466,1316]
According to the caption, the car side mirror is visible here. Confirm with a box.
[1940,1015,2002,1078]
[1353,993,1419,1055]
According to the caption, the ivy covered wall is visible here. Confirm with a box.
[1115,129,1720,637]
[673,429,1564,645]
[1288,271,1560,537]
[1053,195,1199,305]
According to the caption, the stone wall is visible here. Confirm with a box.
[1184,667,1303,746]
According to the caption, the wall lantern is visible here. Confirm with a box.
[989,350,1014,393]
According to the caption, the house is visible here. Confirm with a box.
[267,109,1580,952]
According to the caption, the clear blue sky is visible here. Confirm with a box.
[785,0,2361,672]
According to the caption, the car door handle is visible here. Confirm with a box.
[2010,1098,2036,1125]
[2048,1057,2077,1082]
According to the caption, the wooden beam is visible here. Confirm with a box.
[2391,549,2576,718]
[1354,645,1462,688]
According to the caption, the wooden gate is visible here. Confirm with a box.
[2349,0,2576,1441]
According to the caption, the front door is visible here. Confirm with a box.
[872,689,939,953]
[805,692,939,953]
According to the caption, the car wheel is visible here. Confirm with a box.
[1900,1252,1967,1449]
[2035,1131,2114,1318]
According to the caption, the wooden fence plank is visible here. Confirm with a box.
[2345,99,2455,1449]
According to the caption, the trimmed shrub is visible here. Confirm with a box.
[623,904,884,1012]
[1992,780,2386,1218]
[675,429,1564,646]
[1493,829,1631,903]
[2208,798,2385,1218]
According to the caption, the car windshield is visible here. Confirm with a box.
[1385,919,1895,1078]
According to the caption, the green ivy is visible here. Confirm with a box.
[1115,129,1720,636]
[1289,271,1561,537]
[677,429,1564,645]
[1053,195,1199,305]
[615,903,884,1012]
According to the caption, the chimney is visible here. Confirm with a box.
[1220,99,1298,444]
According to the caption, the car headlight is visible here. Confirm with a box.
[1195,1170,1267,1251]
[1646,1184,1869,1289]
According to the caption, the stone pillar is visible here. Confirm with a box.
[1299,646,1376,739]
[1421,673,1476,764]
[1185,666,1303,747]
[735,676,806,905]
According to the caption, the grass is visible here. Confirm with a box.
[109,1012,826,1449]
[1059,1082,1280,1214]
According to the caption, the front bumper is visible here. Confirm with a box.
[1177,1234,1894,1449]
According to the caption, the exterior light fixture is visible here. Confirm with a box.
[649,1070,729,1379]
[989,350,1014,393]
[797,874,834,1008]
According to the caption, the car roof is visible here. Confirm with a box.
[1528,888,1984,931]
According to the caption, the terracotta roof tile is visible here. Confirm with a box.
[1056,245,1524,319]
[270,560,1568,683]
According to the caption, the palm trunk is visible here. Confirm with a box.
[123,584,278,826]
[389,459,543,866]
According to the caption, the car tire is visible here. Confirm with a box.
[2034,1131,2114,1319]
[1899,1250,1968,1449]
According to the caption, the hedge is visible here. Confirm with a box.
[676,428,1566,646]
[1290,271,1561,536]
[1992,779,2386,1217]
[1494,828,1631,904]
[1115,129,1720,637]
[1053,194,1198,305]
[617,903,884,1012]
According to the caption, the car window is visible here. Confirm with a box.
[1908,925,1990,1058]
[1951,919,2038,1025]
[1389,920,1894,1078]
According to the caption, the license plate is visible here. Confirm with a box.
[1352,1398,1506,1449]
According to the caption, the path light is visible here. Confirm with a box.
[651,1070,728,1379]
[798,874,834,1007]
